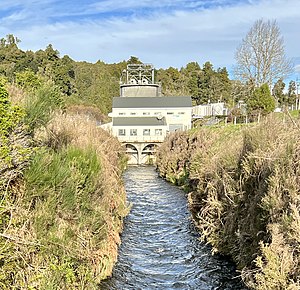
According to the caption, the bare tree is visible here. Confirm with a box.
[234,19,292,87]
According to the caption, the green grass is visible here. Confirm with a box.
[0,145,122,289]
[289,110,299,118]
[1,78,128,289]
[23,84,64,132]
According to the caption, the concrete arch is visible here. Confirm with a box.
[123,143,139,164]
[142,143,159,152]
[123,142,160,165]
[141,143,159,165]
[125,143,138,152]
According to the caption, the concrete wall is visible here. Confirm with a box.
[112,124,167,143]
[120,85,160,97]
[112,107,192,131]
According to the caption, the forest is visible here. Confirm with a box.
[1,34,297,120]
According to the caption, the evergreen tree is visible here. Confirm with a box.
[287,80,297,107]
[198,61,214,104]
[247,83,275,115]
[272,78,286,106]
[127,56,142,64]
[216,67,231,103]
[182,62,201,101]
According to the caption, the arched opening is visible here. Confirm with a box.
[124,143,139,165]
[141,143,158,165]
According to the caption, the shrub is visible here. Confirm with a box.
[156,115,300,289]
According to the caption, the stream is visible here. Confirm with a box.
[101,166,247,290]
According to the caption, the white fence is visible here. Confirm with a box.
[192,102,227,118]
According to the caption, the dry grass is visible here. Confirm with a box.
[156,115,300,289]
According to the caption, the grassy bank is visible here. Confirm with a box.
[156,116,300,289]
[1,81,128,289]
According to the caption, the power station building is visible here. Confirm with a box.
[104,63,192,164]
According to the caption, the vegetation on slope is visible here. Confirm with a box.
[0,75,129,288]
[156,116,300,289]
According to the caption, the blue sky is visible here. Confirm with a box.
[0,0,299,81]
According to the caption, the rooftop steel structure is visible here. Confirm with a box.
[119,64,161,98]
[120,63,155,85]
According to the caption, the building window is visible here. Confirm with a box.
[143,112,150,115]
[130,129,137,136]
[118,129,126,136]
[178,112,185,115]
[143,129,150,136]
[167,112,174,115]
[130,112,136,115]
[155,129,162,136]
[119,112,126,116]
[154,112,161,115]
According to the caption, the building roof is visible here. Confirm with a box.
[113,117,167,126]
[112,96,192,108]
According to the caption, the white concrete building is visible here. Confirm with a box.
[103,63,192,164]
[111,96,192,142]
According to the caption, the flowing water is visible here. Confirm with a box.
[101,166,247,290]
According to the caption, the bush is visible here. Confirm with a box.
[23,83,64,132]
[156,115,300,289]
[0,78,128,288]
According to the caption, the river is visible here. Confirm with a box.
[101,166,247,290]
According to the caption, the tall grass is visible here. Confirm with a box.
[23,84,64,133]
[156,115,300,289]
[1,81,129,288]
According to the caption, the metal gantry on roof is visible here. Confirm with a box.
[120,63,155,85]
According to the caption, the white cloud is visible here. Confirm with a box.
[0,0,299,75]
[294,65,300,74]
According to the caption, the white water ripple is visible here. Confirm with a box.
[101,166,248,290]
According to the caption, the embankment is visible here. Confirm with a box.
[156,117,300,289]
[0,81,129,289]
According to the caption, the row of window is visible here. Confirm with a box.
[118,128,163,136]
[118,112,186,116]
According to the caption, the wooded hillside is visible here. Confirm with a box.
[0,34,235,114]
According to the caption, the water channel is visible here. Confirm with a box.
[101,166,247,290]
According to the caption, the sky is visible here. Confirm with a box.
[0,0,299,81]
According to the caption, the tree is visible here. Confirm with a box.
[0,34,21,48]
[287,80,297,107]
[246,83,275,116]
[127,56,142,64]
[156,67,186,96]
[216,67,231,103]
[272,78,286,106]
[182,62,201,102]
[45,44,59,61]
[234,19,292,87]
[196,61,214,104]
[15,69,42,91]
[0,34,26,78]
